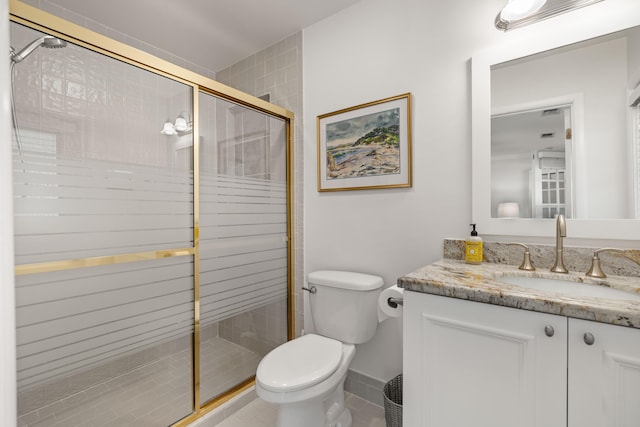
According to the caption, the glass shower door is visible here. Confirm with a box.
[12,22,195,427]
[198,91,289,405]
[11,12,294,425]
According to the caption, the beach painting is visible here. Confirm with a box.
[326,108,400,179]
[317,93,412,191]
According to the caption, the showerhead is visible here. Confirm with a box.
[10,35,67,64]
[42,36,66,49]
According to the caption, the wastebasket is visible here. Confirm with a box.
[383,374,402,427]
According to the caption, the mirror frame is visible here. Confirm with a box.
[472,2,640,240]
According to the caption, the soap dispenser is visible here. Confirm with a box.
[465,224,483,265]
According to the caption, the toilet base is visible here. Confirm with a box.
[324,382,351,427]
[275,382,351,427]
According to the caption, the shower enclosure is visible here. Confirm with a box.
[10,5,293,426]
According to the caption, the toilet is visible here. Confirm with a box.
[256,270,384,427]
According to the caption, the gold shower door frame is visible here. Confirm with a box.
[9,1,295,425]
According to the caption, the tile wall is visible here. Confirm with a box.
[10,21,191,167]
[216,32,304,338]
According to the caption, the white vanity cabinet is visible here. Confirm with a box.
[404,291,567,427]
[404,291,640,427]
[568,318,640,426]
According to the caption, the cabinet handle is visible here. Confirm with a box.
[544,325,555,337]
[583,332,595,345]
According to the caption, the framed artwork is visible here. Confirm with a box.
[317,93,412,192]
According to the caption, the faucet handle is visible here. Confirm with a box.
[586,248,625,278]
[507,242,535,271]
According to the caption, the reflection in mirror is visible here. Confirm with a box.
[490,25,640,220]
[492,105,572,219]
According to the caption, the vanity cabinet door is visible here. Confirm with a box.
[568,318,640,427]
[404,292,567,427]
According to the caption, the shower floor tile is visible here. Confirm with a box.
[17,337,261,427]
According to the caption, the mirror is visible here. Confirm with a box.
[491,27,640,220]
[472,6,640,240]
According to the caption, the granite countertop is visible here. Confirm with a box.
[397,259,640,329]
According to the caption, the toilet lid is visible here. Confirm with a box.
[257,334,343,392]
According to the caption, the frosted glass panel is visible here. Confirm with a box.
[12,22,195,426]
[15,257,194,426]
[11,23,194,264]
[198,91,288,405]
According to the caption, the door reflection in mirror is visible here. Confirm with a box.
[492,104,573,219]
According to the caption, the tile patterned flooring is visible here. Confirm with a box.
[16,334,385,427]
[196,393,386,427]
[17,337,261,427]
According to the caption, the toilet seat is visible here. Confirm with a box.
[257,334,343,392]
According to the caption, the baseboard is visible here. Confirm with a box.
[344,369,386,407]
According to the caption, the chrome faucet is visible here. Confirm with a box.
[550,214,568,273]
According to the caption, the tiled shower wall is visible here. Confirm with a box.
[216,33,304,339]
[10,22,190,167]
[217,298,289,357]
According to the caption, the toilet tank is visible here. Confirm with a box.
[307,270,384,344]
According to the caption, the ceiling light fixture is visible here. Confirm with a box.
[500,0,547,22]
[495,0,604,31]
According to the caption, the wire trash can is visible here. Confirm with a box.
[383,374,403,427]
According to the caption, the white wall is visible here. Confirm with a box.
[303,0,640,383]
[492,155,532,217]
[302,0,508,382]
[628,26,640,88]
[1,0,17,424]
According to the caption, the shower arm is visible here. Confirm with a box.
[11,37,45,63]
[10,36,67,64]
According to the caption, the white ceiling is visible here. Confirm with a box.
[47,0,362,72]
[492,107,567,158]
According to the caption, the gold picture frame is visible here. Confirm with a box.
[317,93,412,192]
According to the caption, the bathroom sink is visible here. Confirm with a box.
[498,276,640,301]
